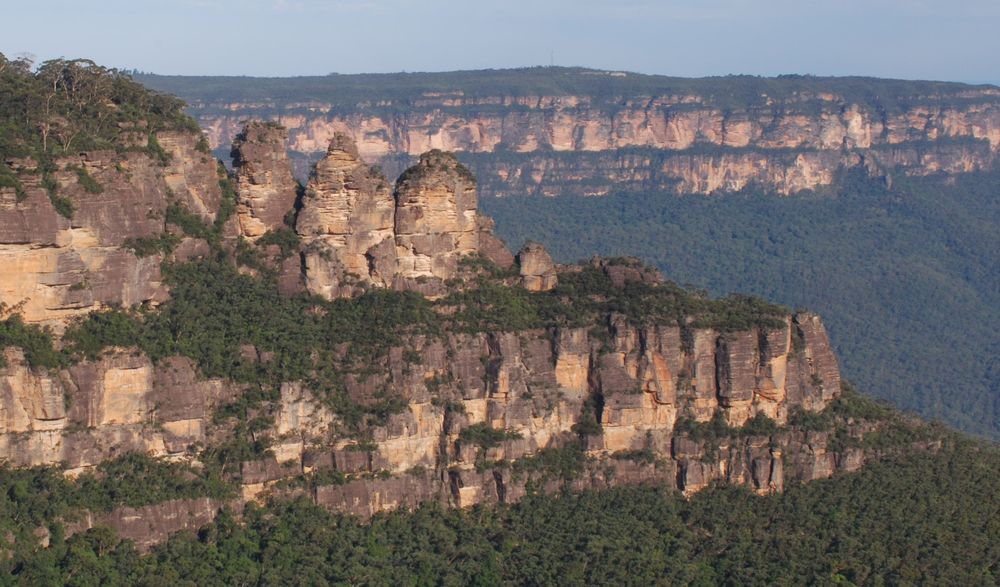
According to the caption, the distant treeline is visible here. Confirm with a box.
[137,67,999,113]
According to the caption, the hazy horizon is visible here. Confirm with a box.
[132,66,1000,87]
[5,0,1000,85]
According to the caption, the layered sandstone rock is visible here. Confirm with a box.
[223,306,850,518]
[0,348,237,469]
[517,242,557,292]
[292,136,510,298]
[476,216,516,269]
[0,114,898,545]
[469,140,994,197]
[0,130,222,328]
[188,84,1000,195]
[296,133,396,298]
[0,302,839,470]
[234,304,839,500]
[65,497,236,552]
[392,149,479,286]
[198,92,1000,163]
[231,121,298,239]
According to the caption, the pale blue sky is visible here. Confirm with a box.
[4,0,998,82]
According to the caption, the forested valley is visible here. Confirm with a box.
[483,168,1000,440]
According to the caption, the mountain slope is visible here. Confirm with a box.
[1,58,997,582]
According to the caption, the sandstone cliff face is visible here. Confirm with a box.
[517,242,558,292]
[200,94,1000,160]
[296,134,397,298]
[0,130,221,327]
[247,305,853,514]
[392,150,479,287]
[0,300,840,497]
[0,117,888,547]
[193,89,1000,195]
[290,133,504,298]
[231,122,298,239]
[65,497,235,551]
[468,139,993,196]
[0,348,237,471]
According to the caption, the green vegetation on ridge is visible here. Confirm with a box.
[1,56,997,586]
[56,253,786,433]
[0,434,996,585]
[0,53,201,219]
[0,53,196,160]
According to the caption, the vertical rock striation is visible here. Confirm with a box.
[0,119,902,546]
[517,242,558,292]
[296,133,397,298]
[0,131,222,328]
[286,132,511,299]
[172,75,1000,196]
[392,149,480,291]
[231,121,299,239]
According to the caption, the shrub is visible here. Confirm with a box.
[0,312,63,369]
[459,423,523,450]
[123,232,180,257]
[71,165,103,193]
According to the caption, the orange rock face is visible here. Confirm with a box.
[231,121,299,239]
[0,118,894,545]
[289,132,510,298]
[0,130,222,329]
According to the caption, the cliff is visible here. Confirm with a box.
[0,289,849,515]
[0,131,229,329]
[140,68,1000,195]
[0,67,931,548]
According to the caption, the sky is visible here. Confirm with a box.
[3,0,999,83]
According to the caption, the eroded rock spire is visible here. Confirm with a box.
[296,133,397,299]
[290,134,512,299]
[231,121,298,239]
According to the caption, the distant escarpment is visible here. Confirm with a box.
[140,68,1000,195]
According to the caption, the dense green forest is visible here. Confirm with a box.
[1,433,997,585]
[482,169,1000,440]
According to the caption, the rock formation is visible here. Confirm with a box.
[296,133,397,298]
[231,121,298,239]
[0,348,237,471]
[476,216,516,269]
[292,133,508,298]
[517,242,557,291]
[392,149,480,288]
[0,114,908,549]
[0,306,842,483]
